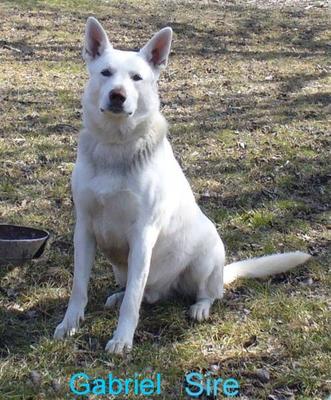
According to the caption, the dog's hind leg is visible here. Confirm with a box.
[182,242,225,322]
[189,297,213,322]
[105,289,125,309]
[105,265,127,309]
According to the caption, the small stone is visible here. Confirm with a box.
[103,361,115,368]
[6,288,18,298]
[26,310,38,319]
[29,370,41,386]
[243,335,257,348]
[51,379,61,392]
[302,277,313,286]
[255,368,270,383]
[210,364,220,373]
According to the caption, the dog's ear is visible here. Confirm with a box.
[83,17,111,62]
[140,27,173,73]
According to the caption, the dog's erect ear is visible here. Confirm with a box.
[140,27,173,72]
[83,17,110,62]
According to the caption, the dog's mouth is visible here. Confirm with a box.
[100,106,133,117]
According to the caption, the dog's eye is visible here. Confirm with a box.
[132,74,142,81]
[101,69,112,77]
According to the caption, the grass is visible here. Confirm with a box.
[0,0,330,398]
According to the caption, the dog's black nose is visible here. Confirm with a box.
[109,88,126,106]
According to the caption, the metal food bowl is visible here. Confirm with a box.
[0,224,49,265]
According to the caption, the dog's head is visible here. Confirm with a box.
[82,17,172,122]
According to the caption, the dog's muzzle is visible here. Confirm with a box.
[100,88,133,116]
[107,88,126,113]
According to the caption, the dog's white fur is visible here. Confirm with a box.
[54,17,311,354]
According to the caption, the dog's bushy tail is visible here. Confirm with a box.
[223,251,311,285]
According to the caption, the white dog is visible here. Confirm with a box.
[54,17,311,354]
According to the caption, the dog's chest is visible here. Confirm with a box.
[85,173,139,264]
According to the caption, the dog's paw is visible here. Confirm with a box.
[105,337,132,355]
[53,308,84,339]
[105,291,125,309]
[189,300,211,322]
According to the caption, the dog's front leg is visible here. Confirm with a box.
[105,227,157,354]
[54,216,96,339]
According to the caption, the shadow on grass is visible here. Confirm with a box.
[0,297,65,357]
[0,284,192,357]
[2,0,330,62]
[151,3,331,58]
[165,85,330,131]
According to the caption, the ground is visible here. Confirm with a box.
[0,0,330,399]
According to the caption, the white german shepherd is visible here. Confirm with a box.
[54,17,311,354]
